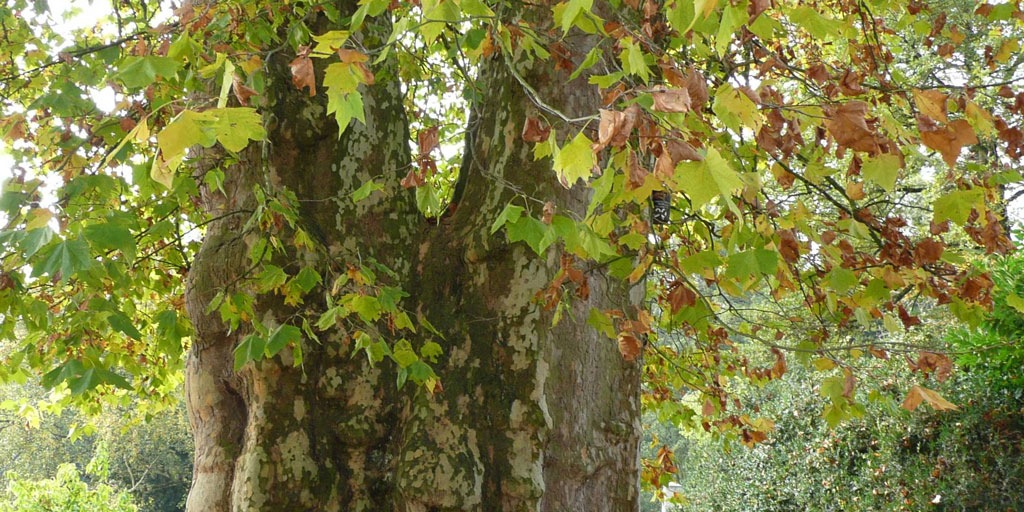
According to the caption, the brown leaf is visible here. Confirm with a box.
[289,49,316,96]
[617,333,643,361]
[400,168,425,189]
[651,87,691,113]
[919,118,979,168]
[417,126,439,155]
[748,0,770,20]
[596,108,636,151]
[660,62,687,88]
[901,385,959,412]
[914,237,945,264]
[778,230,800,263]
[232,75,257,106]
[842,367,857,398]
[807,63,830,84]
[683,66,709,112]
[667,280,697,314]
[522,117,550,142]
[770,348,787,379]
[869,346,889,359]
[825,101,881,154]
[702,398,716,417]
[627,151,648,189]
[846,181,866,200]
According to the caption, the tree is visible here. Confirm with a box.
[1,0,1021,510]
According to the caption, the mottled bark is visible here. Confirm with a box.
[184,7,641,512]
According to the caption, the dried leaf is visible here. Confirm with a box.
[902,385,959,412]
[825,101,881,154]
[400,168,425,189]
[289,48,316,96]
[522,117,550,142]
[667,280,697,313]
[919,119,978,168]
[417,126,439,155]
[617,333,642,361]
[842,367,857,398]
[596,107,638,150]
[232,75,258,106]
[683,66,709,112]
[651,87,691,113]
[770,348,787,378]
[778,229,800,263]
[914,237,945,264]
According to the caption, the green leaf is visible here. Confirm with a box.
[421,341,443,362]
[712,84,762,132]
[715,1,746,57]
[350,295,382,322]
[352,179,384,202]
[209,107,266,153]
[724,248,778,280]
[505,215,552,255]
[114,56,181,89]
[33,238,94,281]
[1006,293,1024,313]
[491,203,525,234]
[675,147,743,209]
[619,38,651,83]
[558,0,594,33]
[789,6,852,41]
[553,132,596,187]
[570,46,602,80]
[587,308,616,339]
[107,311,142,341]
[267,324,302,356]
[861,153,901,193]
[20,228,53,258]
[291,266,322,295]
[392,339,418,368]
[255,265,288,293]
[827,267,858,294]
[234,334,267,370]
[933,188,985,225]
[83,222,136,260]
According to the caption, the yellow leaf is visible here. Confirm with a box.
[913,89,948,123]
[812,357,837,371]
[901,385,959,412]
[25,208,53,230]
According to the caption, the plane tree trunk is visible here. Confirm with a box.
[183,6,641,511]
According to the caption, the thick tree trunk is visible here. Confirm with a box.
[184,9,641,511]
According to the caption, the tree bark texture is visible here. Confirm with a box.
[184,8,641,511]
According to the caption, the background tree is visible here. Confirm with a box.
[1,0,1022,510]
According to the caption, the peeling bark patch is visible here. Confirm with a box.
[280,430,318,481]
[293,398,306,421]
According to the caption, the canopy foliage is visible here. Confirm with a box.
[1,0,1022,472]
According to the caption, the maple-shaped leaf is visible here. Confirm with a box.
[289,47,316,96]
[554,132,597,187]
[919,119,978,168]
[901,385,958,412]
[651,87,691,113]
[666,280,697,313]
[913,89,949,123]
[824,101,880,154]
[675,147,743,209]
